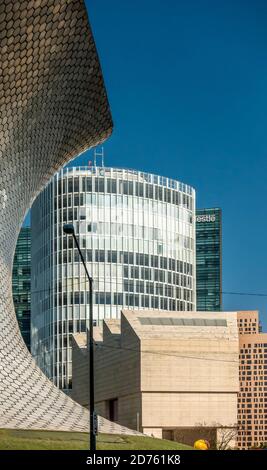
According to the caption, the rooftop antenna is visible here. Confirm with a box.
[93,146,104,167]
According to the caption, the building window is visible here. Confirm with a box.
[107,398,118,422]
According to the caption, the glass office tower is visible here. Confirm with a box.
[12,227,31,350]
[196,208,222,311]
[31,166,196,390]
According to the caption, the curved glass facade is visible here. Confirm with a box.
[12,227,31,351]
[31,166,196,390]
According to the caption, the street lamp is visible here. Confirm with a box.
[63,223,97,452]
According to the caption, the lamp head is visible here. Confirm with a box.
[63,224,75,235]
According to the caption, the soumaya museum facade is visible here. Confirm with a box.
[31,165,196,390]
[0,0,139,436]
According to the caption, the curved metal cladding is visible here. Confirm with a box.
[0,0,138,435]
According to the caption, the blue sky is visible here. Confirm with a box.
[26,0,267,328]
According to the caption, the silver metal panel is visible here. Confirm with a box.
[0,0,139,435]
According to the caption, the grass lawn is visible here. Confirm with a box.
[0,429,192,450]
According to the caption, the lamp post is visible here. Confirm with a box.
[63,223,97,452]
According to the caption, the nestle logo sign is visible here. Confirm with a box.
[196,214,216,223]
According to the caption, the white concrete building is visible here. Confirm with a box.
[72,309,239,448]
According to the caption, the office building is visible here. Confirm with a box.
[237,311,267,449]
[196,208,222,311]
[72,309,239,448]
[12,227,31,351]
[31,166,196,390]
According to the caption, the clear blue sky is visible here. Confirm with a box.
[27,0,267,328]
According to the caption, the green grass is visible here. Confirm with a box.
[0,429,192,450]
